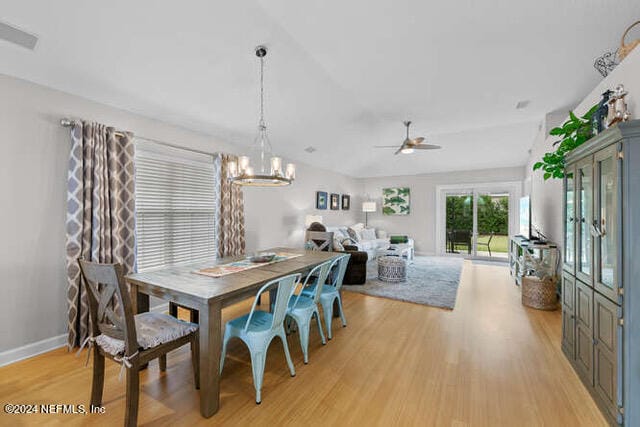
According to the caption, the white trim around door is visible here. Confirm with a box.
[435,181,522,258]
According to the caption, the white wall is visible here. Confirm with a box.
[525,48,640,252]
[360,167,525,254]
[0,74,361,356]
[244,172,362,252]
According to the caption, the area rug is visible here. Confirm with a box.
[343,256,464,310]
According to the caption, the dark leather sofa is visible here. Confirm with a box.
[340,245,368,285]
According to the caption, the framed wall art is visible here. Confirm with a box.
[330,193,340,210]
[341,194,350,210]
[316,191,328,210]
[382,187,410,215]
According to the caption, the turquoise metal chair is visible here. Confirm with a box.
[286,260,332,364]
[220,273,300,404]
[301,254,350,340]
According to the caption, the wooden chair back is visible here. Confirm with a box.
[305,231,334,252]
[77,259,138,356]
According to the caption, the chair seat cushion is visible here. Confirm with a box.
[96,312,198,356]
[227,310,273,333]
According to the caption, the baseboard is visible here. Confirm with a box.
[0,333,67,367]
[0,304,169,368]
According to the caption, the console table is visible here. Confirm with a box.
[508,236,559,286]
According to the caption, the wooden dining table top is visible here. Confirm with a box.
[126,247,339,305]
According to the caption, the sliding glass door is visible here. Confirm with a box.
[439,183,519,260]
[445,192,474,256]
[476,191,509,259]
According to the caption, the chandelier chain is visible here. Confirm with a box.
[259,55,266,129]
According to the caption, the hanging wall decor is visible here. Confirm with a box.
[316,191,328,210]
[341,194,351,210]
[382,187,410,215]
[330,193,340,210]
[593,50,619,78]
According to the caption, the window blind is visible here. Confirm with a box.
[135,140,217,271]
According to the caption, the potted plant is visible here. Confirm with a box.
[533,104,598,180]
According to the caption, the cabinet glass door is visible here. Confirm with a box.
[594,145,619,301]
[576,157,593,285]
[564,163,576,273]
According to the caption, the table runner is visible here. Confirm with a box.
[194,252,303,278]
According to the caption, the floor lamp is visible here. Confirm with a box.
[362,202,376,227]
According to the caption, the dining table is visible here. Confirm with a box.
[125,247,340,418]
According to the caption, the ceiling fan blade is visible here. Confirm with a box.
[413,144,442,150]
[373,145,402,148]
[394,145,404,155]
[412,137,425,144]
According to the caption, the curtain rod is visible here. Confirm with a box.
[60,118,218,157]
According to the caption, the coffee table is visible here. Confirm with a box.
[376,243,414,263]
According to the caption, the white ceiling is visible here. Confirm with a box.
[1,1,639,177]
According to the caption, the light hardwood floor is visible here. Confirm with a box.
[0,261,607,426]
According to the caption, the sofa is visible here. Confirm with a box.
[340,245,368,285]
[326,223,414,260]
[304,222,369,285]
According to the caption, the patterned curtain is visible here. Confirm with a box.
[65,121,136,348]
[216,153,245,257]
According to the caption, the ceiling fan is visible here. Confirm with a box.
[375,121,441,155]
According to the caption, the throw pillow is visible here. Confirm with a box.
[377,229,388,239]
[346,227,360,242]
[333,238,345,251]
[361,228,376,240]
[351,223,365,233]
[333,228,347,240]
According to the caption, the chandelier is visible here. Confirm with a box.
[228,45,295,186]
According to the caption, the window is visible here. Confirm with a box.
[135,140,217,271]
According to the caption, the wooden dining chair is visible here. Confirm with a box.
[304,231,335,251]
[77,259,200,427]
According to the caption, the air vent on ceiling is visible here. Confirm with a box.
[304,146,316,153]
[0,21,38,50]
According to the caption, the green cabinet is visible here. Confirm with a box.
[561,121,640,426]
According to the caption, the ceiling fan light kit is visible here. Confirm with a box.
[228,45,295,187]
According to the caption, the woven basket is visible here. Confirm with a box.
[619,20,640,60]
[522,276,557,311]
